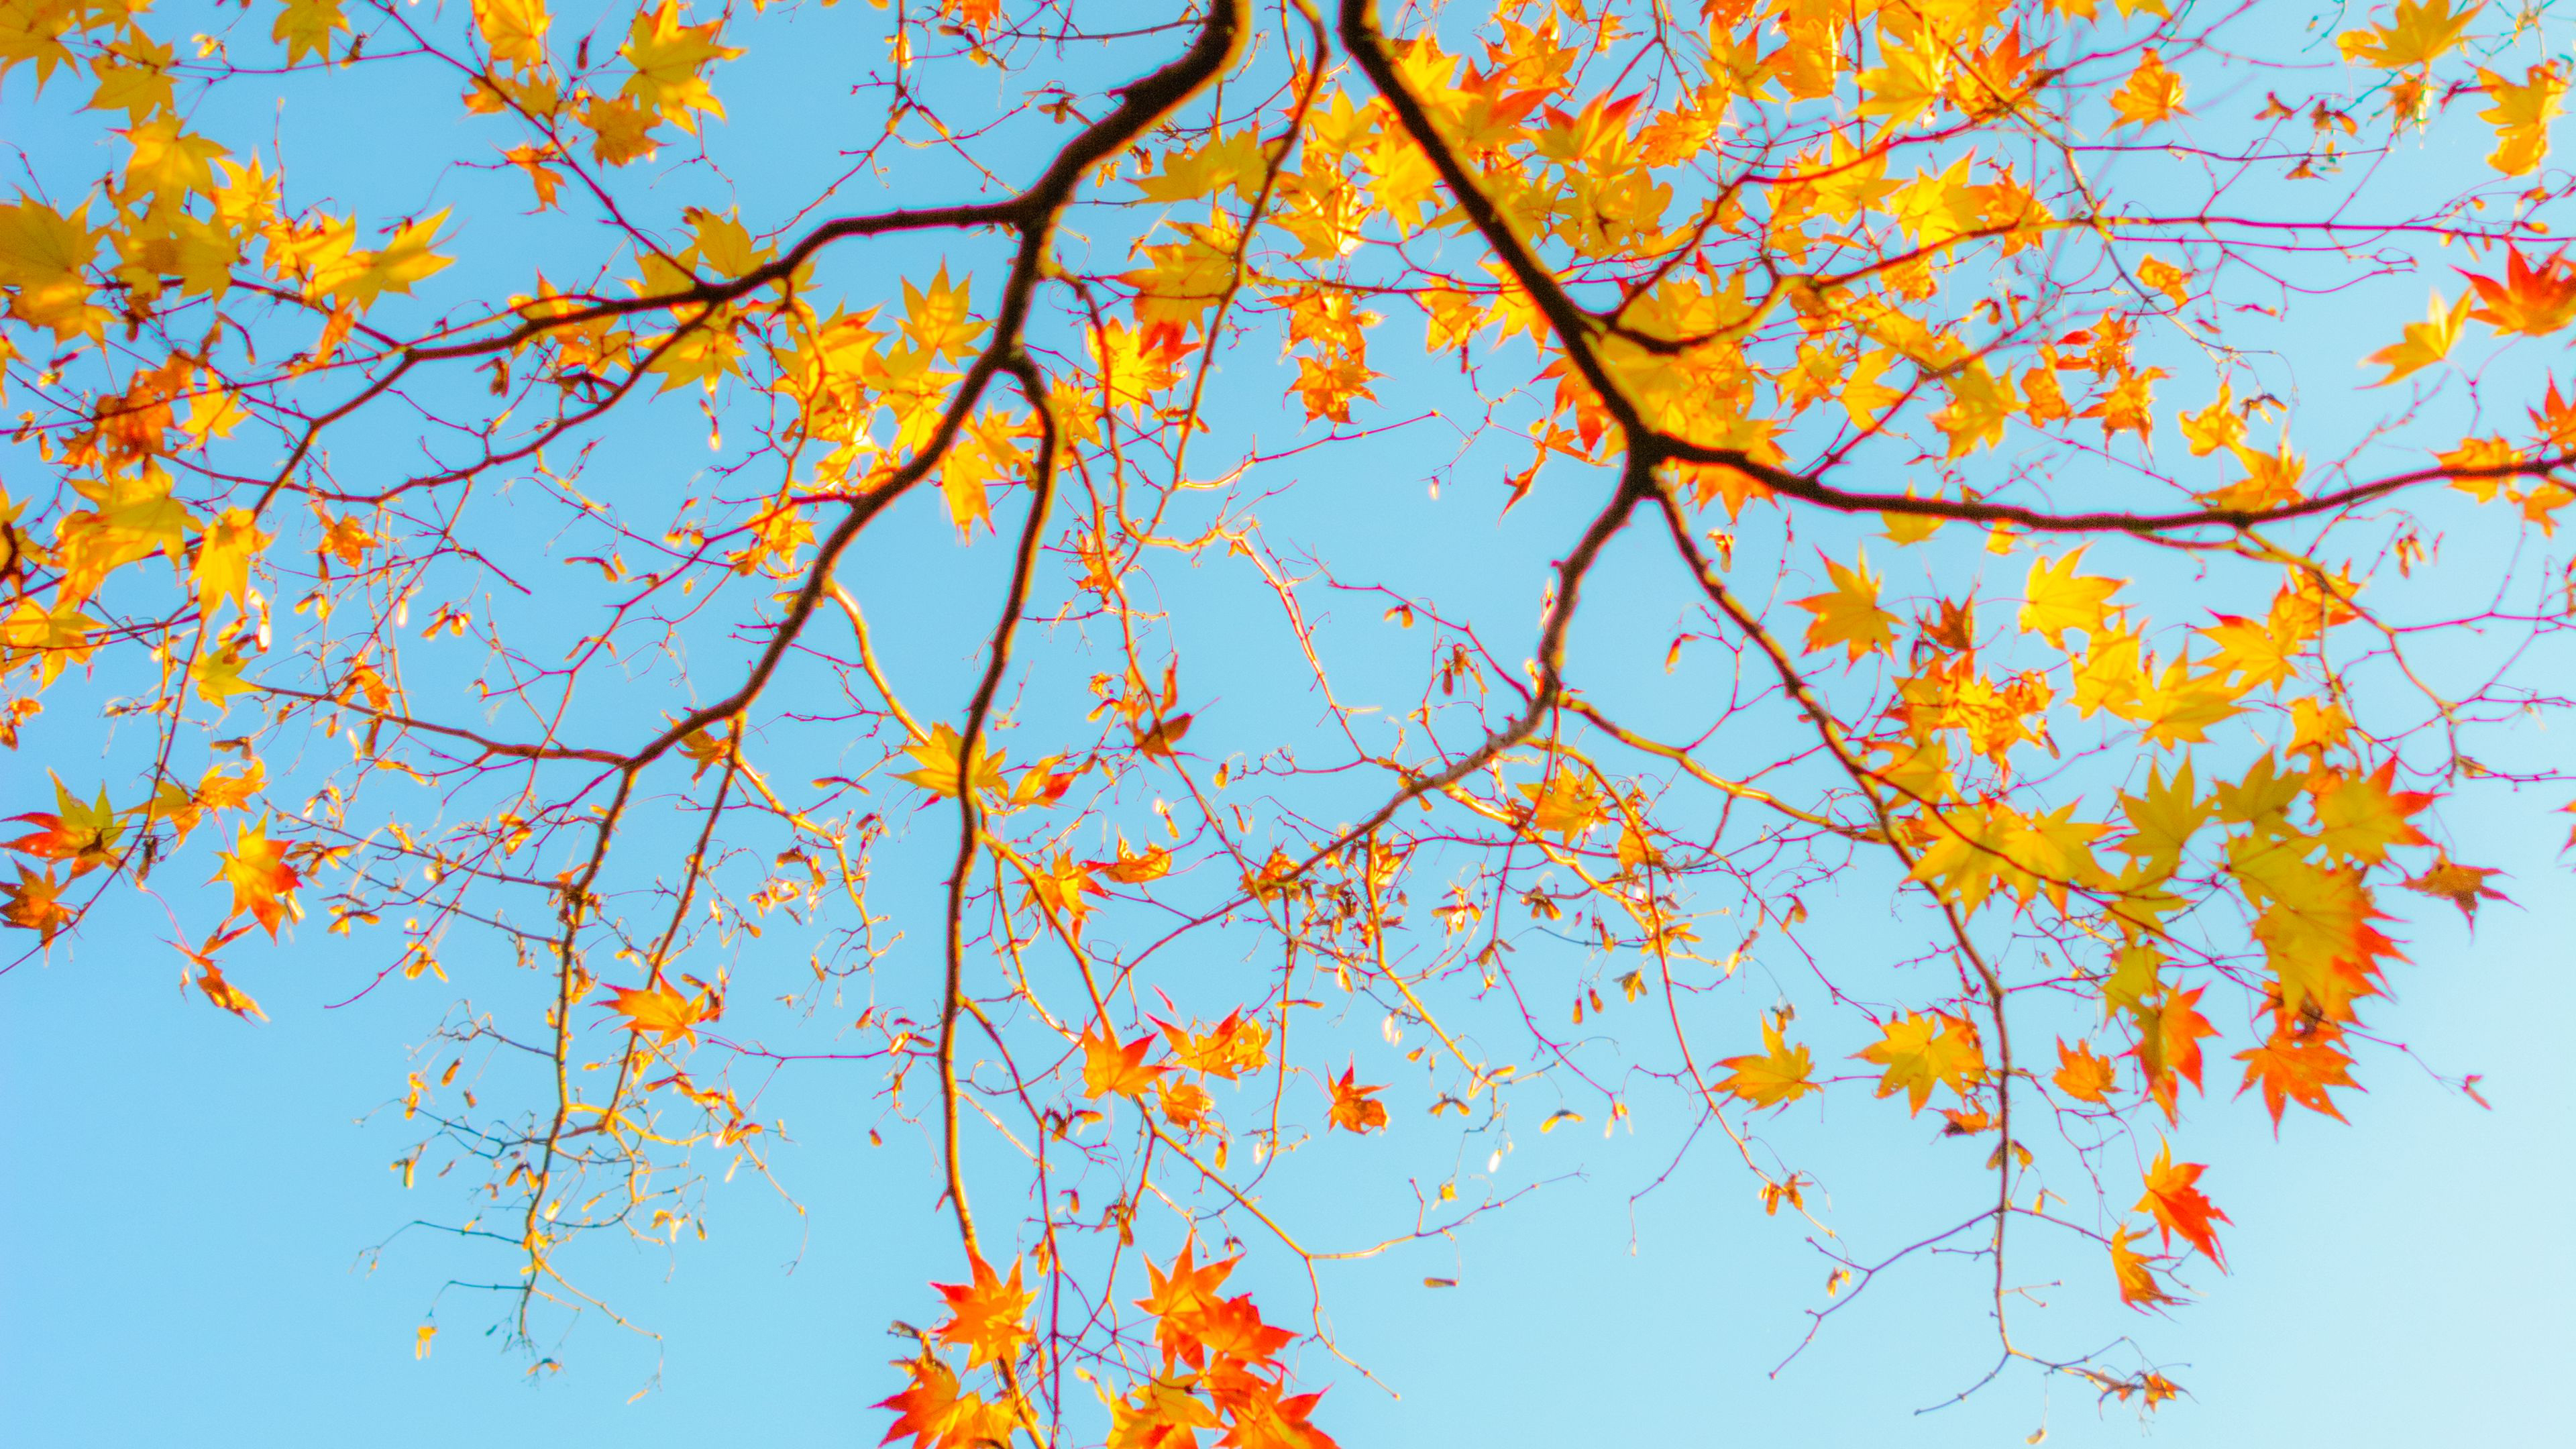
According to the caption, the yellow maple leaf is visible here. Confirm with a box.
[473,0,551,70]
[2477,63,2567,176]
[2108,49,2188,131]
[582,93,663,167]
[1715,1022,1817,1110]
[894,722,1006,798]
[193,507,270,618]
[2364,290,2471,385]
[620,0,741,135]
[1794,548,1898,660]
[1856,1011,1985,1115]
[309,210,451,309]
[2139,655,2245,748]
[0,193,107,340]
[2337,0,2479,69]
[271,0,350,67]
[901,264,985,362]
[2019,547,2122,649]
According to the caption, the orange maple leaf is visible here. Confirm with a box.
[2051,1038,2117,1104]
[599,977,716,1044]
[2136,1142,2230,1268]
[932,1252,1034,1372]
[1081,1026,1164,1098]
[2236,1020,2361,1128]
[2463,247,2576,337]
[2110,1224,2176,1309]
[1157,1077,1216,1133]
[1189,1291,1294,1367]
[6,776,125,877]
[213,822,303,936]
[1,864,74,944]
[1203,1360,1338,1449]
[2108,49,2188,131]
[2129,985,2218,1124]
[1158,1010,1270,1081]
[1324,1065,1389,1133]
[875,1352,1009,1449]
[1089,837,1171,883]
[1138,1239,1244,1369]
[196,959,268,1022]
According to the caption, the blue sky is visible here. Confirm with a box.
[5,3,2575,1445]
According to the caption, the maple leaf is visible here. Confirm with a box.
[933,1252,1035,1372]
[1081,1026,1163,1099]
[1108,1379,1223,1449]
[2404,857,2509,923]
[1324,1065,1389,1133]
[472,0,551,71]
[1715,1021,1818,1110]
[1856,1011,1984,1115]
[1517,767,1605,839]
[599,977,715,1044]
[876,1353,1009,1449]
[2130,985,2219,1125]
[2117,759,2208,878]
[582,93,663,167]
[7,775,125,877]
[2364,290,2471,385]
[2019,547,2121,649]
[2110,1224,2176,1309]
[2237,1020,2361,1128]
[2463,247,2576,337]
[193,507,270,619]
[2137,1142,2230,1267]
[2108,50,2188,131]
[195,959,269,1021]
[2337,0,2479,69]
[2477,63,2568,176]
[309,211,453,311]
[271,0,350,66]
[0,193,108,341]
[1132,712,1195,759]
[1018,851,1102,936]
[1091,839,1171,884]
[1,863,74,944]
[1794,548,1898,660]
[619,0,742,135]
[1191,1292,1295,1367]
[2052,1038,2118,1104]
[1208,1368,1338,1449]
[1157,1076,1216,1133]
[1161,1011,1271,1081]
[1138,1239,1245,1368]
[2309,759,2434,865]
[2178,382,2247,456]
[894,722,1006,799]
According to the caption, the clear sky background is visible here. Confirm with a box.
[5,3,2573,1446]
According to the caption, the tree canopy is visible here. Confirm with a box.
[5,0,2573,1441]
